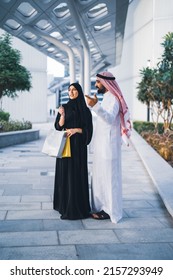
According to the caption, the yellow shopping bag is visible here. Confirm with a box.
[62,136,71,157]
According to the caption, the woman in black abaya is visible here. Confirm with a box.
[53,83,93,220]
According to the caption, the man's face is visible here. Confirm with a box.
[95,80,107,94]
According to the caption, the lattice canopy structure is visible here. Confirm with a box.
[0,0,129,92]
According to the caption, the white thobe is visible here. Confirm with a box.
[91,91,122,223]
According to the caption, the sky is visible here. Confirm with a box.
[47,57,65,77]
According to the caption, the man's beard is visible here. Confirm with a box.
[97,85,107,94]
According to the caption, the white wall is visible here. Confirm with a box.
[0,29,47,123]
[110,0,173,122]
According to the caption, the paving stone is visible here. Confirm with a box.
[0,231,58,247]
[4,189,53,196]
[0,211,6,220]
[0,203,41,211]
[32,184,54,190]
[42,202,52,209]
[82,219,118,229]
[40,175,54,181]
[123,207,169,218]
[1,177,40,184]
[0,190,4,195]
[147,199,165,208]
[123,185,150,192]
[0,178,8,185]
[114,228,173,243]
[1,184,32,196]
[0,245,77,260]
[123,200,153,208]
[76,243,173,260]
[0,196,21,203]
[123,193,160,200]
[43,219,84,231]
[0,220,43,232]
[21,195,52,202]
[122,210,128,218]
[123,178,152,184]
[82,217,165,229]
[0,168,28,173]
[123,189,149,196]
[59,230,119,244]
[157,216,173,227]
[6,210,60,220]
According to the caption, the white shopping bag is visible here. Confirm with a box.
[42,129,67,158]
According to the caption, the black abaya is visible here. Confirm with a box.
[53,84,93,220]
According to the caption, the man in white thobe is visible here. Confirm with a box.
[85,71,131,223]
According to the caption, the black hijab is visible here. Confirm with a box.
[67,82,89,127]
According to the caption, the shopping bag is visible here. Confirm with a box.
[62,136,71,157]
[42,129,67,158]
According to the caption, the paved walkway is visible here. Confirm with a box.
[0,122,173,260]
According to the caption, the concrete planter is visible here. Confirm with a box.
[131,129,173,218]
[0,129,39,148]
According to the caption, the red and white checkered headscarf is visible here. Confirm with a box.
[96,71,132,146]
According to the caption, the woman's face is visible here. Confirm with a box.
[68,85,79,99]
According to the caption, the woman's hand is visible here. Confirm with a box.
[58,106,65,126]
[58,106,65,117]
[66,128,82,137]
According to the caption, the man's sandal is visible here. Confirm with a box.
[91,210,110,220]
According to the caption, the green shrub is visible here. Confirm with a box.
[0,110,10,121]
[0,119,32,132]
[133,121,164,134]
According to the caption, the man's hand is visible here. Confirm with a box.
[85,94,98,107]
